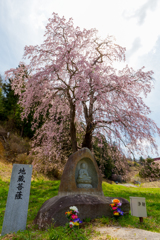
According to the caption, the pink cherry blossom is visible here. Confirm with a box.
[5,12,160,173]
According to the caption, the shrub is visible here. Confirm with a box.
[93,136,115,179]
[139,157,160,180]
[93,135,129,180]
[31,149,65,179]
[8,133,30,154]
[16,153,33,164]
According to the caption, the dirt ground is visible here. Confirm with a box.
[141,181,160,188]
[91,226,160,240]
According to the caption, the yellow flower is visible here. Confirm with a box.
[73,222,79,226]
[110,204,115,207]
[65,211,71,215]
[114,212,119,216]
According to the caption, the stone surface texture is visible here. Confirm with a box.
[2,164,32,236]
[34,195,130,228]
[34,148,130,228]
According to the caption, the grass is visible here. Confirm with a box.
[1,179,160,239]
[0,179,92,240]
[102,182,160,232]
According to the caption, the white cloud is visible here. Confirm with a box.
[123,0,158,25]
[121,0,160,67]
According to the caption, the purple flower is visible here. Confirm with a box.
[73,218,82,223]
[117,208,123,215]
[73,218,79,222]
[117,202,122,206]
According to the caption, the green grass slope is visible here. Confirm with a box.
[0,179,160,239]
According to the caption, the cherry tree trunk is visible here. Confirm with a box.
[70,121,77,153]
[70,103,77,153]
[82,125,93,150]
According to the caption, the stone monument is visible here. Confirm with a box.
[2,164,32,236]
[34,148,130,228]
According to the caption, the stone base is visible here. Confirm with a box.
[34,194,130,228]
[77,183,93,188]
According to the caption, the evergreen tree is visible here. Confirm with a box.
[1,77,34,137]
[139,156,145,166]
[93,135,114,179]
[0,75,5,120]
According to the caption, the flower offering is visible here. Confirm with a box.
[65,206,82,228]
[110,199,123,217]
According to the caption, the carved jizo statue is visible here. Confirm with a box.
[77,162,92,188]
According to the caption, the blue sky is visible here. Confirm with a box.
[0,0,160,159]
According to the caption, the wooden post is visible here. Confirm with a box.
[139,217,143,223]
